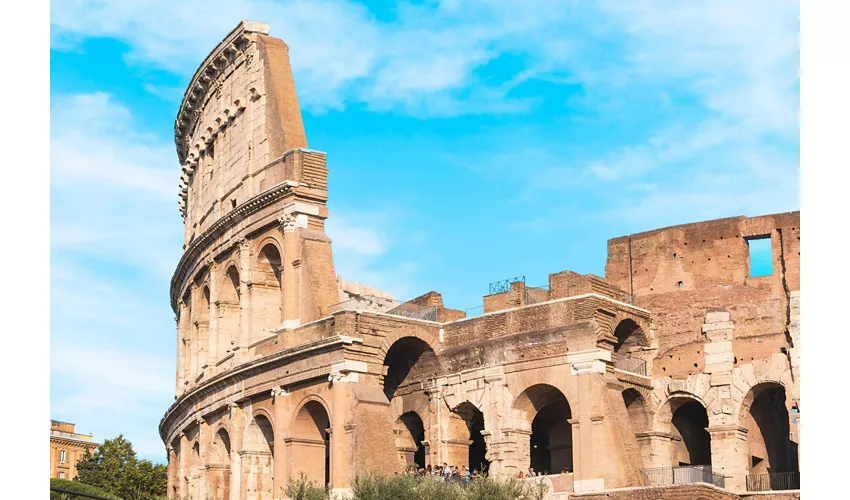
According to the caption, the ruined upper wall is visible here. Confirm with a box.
[605,211,800,373]
[174,21,313,244]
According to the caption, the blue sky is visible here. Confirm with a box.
[49,0,799,463]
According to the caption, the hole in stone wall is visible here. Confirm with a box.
[673,253,677,258]
[746,236,773,277]
[231,198,237,208]
[677,281,683,287]
[708,258,711,261]
[694,363,698,368]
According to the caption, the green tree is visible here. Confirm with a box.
[75,434,167,500]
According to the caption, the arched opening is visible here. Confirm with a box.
[291,401,331,488]
[744,384,798,478]
[613,319,648,353]
[196,285,211,368]
[396,411,426,469]
[211,429,232,500]
[243,415,274,500]
[253,244,282,339]
[514,384,573,475]
[670,400,711,466]
[382,337,441,401]
[218,265,241,356]
[452,402,489,474]
[180,289,192,383]
[623,388,650,433]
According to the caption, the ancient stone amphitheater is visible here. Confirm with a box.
[160,21,801,500]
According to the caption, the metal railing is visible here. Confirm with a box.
[50,487,116,500]
[615,352,647,376]
[386,303,439,322]
[489,276,525,294]
[641,466,725,488]
[746,471,800,491]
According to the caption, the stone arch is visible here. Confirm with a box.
[623,388,651,434]
[210,427,232,500]
[395,411,427,469]
[739,382,799,477]
[656,395,711,467]
[612,318,649,353]
[196,284,211,368]
[218,263,241,356]
[377,330,441,361]
[252,242,283,339]
[243,413,274,500]
[381,335,443,401]
[213,427,232,462]
[290,397,332,488]
[448,401,489,473]
[512,384,574,474]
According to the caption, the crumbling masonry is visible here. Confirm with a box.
[160,21,801,500]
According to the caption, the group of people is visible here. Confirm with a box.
[402,463,483,483]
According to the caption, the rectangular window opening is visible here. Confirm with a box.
[747,236,773,277]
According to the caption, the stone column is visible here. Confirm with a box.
[271,387,289,500]
[179,433,190,499]
[175,311,184,396]
[190,285,199,384]
[328,361,368,495]
[167,445,177,498]
[228,402,244,500]
[237,238,253,362]
[787,291,801,467]
[481,369,508,476]
[280,215,300,330]
[198,418,210,497]
[208,262,220,367]
[702,310,748,491]
[425,384,445,467]
[566,349,609,493]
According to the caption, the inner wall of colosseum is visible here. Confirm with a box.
[161,20,800,500]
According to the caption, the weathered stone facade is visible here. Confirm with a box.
[160,21,800,500]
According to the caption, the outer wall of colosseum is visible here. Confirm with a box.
[160,21,800,500]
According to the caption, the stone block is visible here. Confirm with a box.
[705,311,731,323]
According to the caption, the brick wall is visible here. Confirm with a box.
[605,212,799,370]
[573,483,739,500]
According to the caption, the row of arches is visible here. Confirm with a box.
[174,399,333,500]
[382,333,797,480]
[178,242,284,388]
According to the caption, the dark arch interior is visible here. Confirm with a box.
[613,319,647,353]
[672,401,711,466]
[454,402,489,473]
[257,244,282,285]
[383,337,440,401]
[748,385,798,475]
[399,412,426,468]
[517,384,573,475]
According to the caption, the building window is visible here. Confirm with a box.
[59,472,66,479]
[747,236,773,277]
[59,450,67,463]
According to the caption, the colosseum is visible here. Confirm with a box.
[160,21,801,500]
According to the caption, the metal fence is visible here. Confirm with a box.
[489,276,525,294]
[746,472,800,491]
[615,352,647,376]
[386,303,439,322]
[50,487,116,500]
[641,466,725,488]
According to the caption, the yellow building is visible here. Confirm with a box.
[50,420,99,480]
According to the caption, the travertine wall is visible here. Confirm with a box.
[161,20,801,500]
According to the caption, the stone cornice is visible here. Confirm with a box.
[159,333,363,444]
[170,181,296,313]
[174,20,269,165]
[50,436,101,448]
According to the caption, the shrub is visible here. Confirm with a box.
[350,473,548,500]
[50,478,122,500]
[286,472,329,500]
